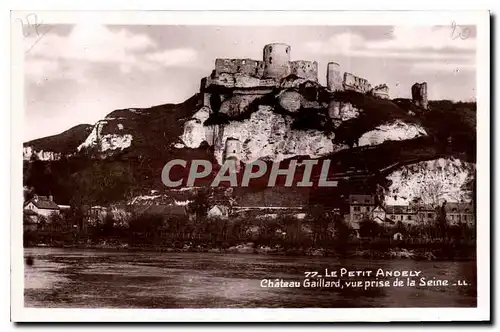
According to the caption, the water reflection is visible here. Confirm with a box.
[24,248,477,308]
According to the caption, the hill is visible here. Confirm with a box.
[22,80,476,210]
[24,124,93,154]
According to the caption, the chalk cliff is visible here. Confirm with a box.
[23,146,62,161]
[358,120,427,147]
[385,157,475,206]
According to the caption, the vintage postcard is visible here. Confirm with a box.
[10,11,490,322]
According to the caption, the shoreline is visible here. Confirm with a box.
[24,244,476,261]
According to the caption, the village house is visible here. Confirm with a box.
[88,206,108,226]
[348,194,375,229]
[415,204,437,224]
[24,195,61,218]
[372,205,386,224]
[444,202,475,226]
[347,194,475,229]
[412,202,474,226]
[386,205,418,226]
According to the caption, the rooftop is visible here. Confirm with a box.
[349,194,374,205]
[24,196,60,210]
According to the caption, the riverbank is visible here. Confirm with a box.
[24,247,478,308]
[25,242,476,261]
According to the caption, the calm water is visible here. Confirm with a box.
[24,248,476,308]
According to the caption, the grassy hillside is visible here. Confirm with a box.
[97,93,202,157]
[24,124,93,153]
[23,94,215,206]
[332,91,421,147]
[23,88,477,210]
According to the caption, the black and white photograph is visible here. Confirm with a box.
[10,10,490,322]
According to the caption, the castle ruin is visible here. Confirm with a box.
[411,82,428,110]
[223,137,242,173]
[326,62,343,91]
[200,43,391,111]
[199,43,396,166]
[372,84,390,99]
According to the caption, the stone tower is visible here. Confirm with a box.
[223,137,241,173]
[411,82,428,110]
[327,62,343,91]
[262,43,291,79]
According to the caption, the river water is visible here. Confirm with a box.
[24,248,476,308]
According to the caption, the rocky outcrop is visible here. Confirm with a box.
[385,157,475,205]
[211,106,346,164]
[279,76,313,89]
[180,106,212,148]
[23,146,62,161]
[219,95,260,116]
[327,101,360,124]
[78,120,133,152]
[358,120,427,147]
[278,91,303,113]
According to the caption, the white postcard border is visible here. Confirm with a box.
[10,10,490,322]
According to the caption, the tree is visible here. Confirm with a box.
[128,214,164,244]
[307,205,330,246]
[395,220,406,233]
[188,188,210,220]
[414,179,445,209]
[359,218,380,238]
[227,217,252,244]
[48,213,68,232]
[332,214,352,250]
[437,201,448,239]
[67,161,134,231]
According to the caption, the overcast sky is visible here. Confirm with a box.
[23,24,476,141]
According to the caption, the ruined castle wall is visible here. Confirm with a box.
[203,92,211,107]
[223,137,241,173]
[343,72,372,93]
[204,124,220,147]
[411,82,428,109]
[215,58,264,77]
[207,72,235,88]
[205,73,277,90]
[263,43,291,79]
[327,62,343,91]
[327,100,341,119]
[289,60,318,81]
[372,84,390,99]
[224,137,241,162]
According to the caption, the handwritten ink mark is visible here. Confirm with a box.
[451,21,471,40]
[17,13,53,55]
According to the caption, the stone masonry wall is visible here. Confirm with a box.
[215,58,265,78]
[371,84,390,99]
[343,72,372,93]
[289,60,318,82]
[326,62,343,91]
[411,82,428,110]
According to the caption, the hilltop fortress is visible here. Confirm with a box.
[193,43,396,165]
[180,43,430,167]
[199,43,390,108]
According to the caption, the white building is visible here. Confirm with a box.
[24,195,61,218]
